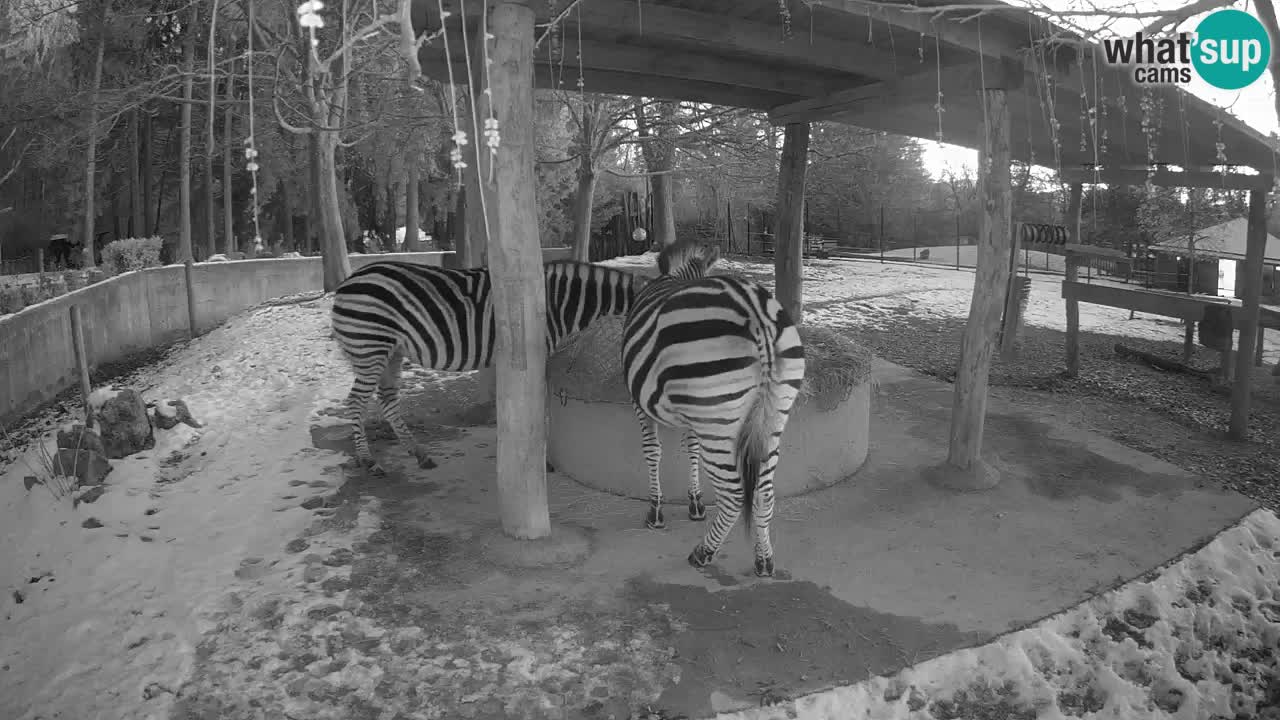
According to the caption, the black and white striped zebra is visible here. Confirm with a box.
[621,239,805,577]
[331,259,646,474]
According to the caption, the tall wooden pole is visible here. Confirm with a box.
[944,87,1013,487]
[474,0,549,539]
[1063,182,1084,376]
[1229,188,1269,440]
[773,122,809,325]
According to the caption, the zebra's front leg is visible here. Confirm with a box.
[634,406,665,529]
[683,431,706,521]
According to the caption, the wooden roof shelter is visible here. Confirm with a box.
[407,0,1277,539]
[413,0,1278,184]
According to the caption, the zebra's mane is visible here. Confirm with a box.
[656,238,720,280]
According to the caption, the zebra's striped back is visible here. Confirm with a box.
[331,259,645,373]
[331,258,646,473]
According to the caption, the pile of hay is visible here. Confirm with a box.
[546,317,874,410]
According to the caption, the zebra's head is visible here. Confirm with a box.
[656,238,720,280]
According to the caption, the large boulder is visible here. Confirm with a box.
[92,388,155,458]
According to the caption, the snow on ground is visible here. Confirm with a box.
[0,297,356,720]
[720,507,1280,720]
[610,250,1280,364]
[880,243,1070,273]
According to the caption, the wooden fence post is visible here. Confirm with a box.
[1063,182,1084,376]
[184,258,198,337]
[69,305,94,429]
[1229,188,1269,440]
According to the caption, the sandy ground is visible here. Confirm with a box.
[0,254,1277,719]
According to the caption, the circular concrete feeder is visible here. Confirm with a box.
[546,316,874,502]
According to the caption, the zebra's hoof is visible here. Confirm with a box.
[645,504,665,530]
[412,448,436,469]
[687,544,715,568]
[754,556,774,577]
[688,493,706,521]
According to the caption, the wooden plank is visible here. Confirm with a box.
[1059,166,1274,191]
[477,0,551,539]
[945,87,1012,485]
[1061,281,1231,320]
[1063,243,1127,260]
[1230,189,1269,441]
[69,305,94,430]
[770,58,1025,125]
[1063,183,1084,376]
[773,123,808,325]
[418,55,799,111]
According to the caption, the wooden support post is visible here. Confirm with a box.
[473,0,550,539]
[773,122,808,325]
[184,258,198,337]
[1229,188,1268,441]
[943,88,1012,488]
[1063,183,1084,376]
[69,305,94,429]
[38,249,45,275]
[1256,325,1266,367]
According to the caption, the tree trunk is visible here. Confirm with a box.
[129,110,143,237]
[944,88,1013,486]
[308,131,323,255]
[178,9,196,263]
[141,110,154,236]
[223,56,236,254]
[81,33,106,267]
[773,122,809,325]
[280,180,295,250]
[404,169,421,251]
[316,130,351,290]
[570,152,596,262]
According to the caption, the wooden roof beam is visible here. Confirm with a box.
[418,55,803,110]
[768,58,1023,125]
[424,0,905,80]
[1059,166,1275,191]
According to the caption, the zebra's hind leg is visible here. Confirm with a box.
[634,406,665,529]
[343,377,384,475]
[683,431,706,521]
[378,346,432,468]
[751,438,781,577]
[687,438,743,568]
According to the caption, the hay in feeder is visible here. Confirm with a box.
[546,317,875,410]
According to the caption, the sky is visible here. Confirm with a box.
[917,0,1278,179]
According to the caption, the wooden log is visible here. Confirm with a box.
[1229,188,1268,441]
[773,122,808,325]
[1063,183,1084,376]
[945,88,1012,484]
[474,0,550,539]
[69,304,95,429]
[1113,343,1214,380]
[1256,325,1266,367]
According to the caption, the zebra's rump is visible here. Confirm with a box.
[331,261,494,372]
[623,276,783,424]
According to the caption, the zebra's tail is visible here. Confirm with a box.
[735,378,777,544]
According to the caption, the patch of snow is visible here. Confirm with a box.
[154,400,177,419]
[718,508,1280,720]
[281,251,303,259]
[204,254,229,263]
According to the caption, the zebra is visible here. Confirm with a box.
[621,239,805,577]
[331,259,647,474]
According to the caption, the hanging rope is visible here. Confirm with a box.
[246,0,263,252]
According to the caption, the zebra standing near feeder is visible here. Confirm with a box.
[621,239,805,577]
[331,259,647,474]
